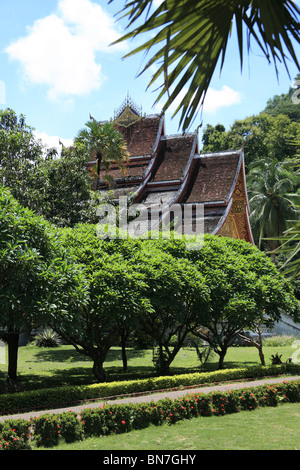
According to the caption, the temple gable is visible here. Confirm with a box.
[87,98,253,244]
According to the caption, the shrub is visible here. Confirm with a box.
[33,329,61,348]
[79,407,106,437]
[0,363,300,416]
[210,391,240,415]
[270,353,283,365]
[32,414,60,448]
[0,419,32,450]
[59,411,84,443]
[0,429,31,450]
[1,379,300,448]
[263,335,298,347]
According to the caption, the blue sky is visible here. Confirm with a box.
[1,0,300,152]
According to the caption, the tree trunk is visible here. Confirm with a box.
[6,332,20,381]
[92,360,106,382]
[258,345,265,366]
[97,152,102,189]
[238,327,265,365]
[121,331,129,372]
[217,347,227,370]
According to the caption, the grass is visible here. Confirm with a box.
[1,339,299,451]
[37,402,300,451]
[0,341,297,391]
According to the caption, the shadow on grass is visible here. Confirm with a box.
[2,344,262,393]
[15,361,260,393]
[32,346,149,364]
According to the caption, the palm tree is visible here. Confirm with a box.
[277,214,300,277]
[75,119,129,188]
[111,0,300,131]
[274,155,300,277]
[247,158,300,260]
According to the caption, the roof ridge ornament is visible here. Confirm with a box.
[114,93,142,127]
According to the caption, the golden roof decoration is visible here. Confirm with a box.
[114,94,142,128]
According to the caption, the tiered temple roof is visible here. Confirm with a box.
[87,97,254,244]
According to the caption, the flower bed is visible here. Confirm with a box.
[0,363,299,416]
[1,378,300,449]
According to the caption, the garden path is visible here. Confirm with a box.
[1,375,300,423]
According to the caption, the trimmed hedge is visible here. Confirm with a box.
[0,363,300,416]
[1,378,300,449]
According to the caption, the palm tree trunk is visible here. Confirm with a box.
[97,152,102,190]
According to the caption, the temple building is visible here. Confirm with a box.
[87,96,254,244]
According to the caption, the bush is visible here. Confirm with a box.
[33,329,61,348]
[0,363,300,415]
[59,411,84,443]
[0,419,32,450]
[263,335,298,347]
[0,429,31,450]
[270,353,283,365]
[1,379,300,448]
[32,414,60,448]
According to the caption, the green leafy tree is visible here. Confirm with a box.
[201,124,227,153]
[131,241,209,375]
[272,155,300,278]
[75,119,129,189]
[112,0,300,131]
[0,108,103,227]
[33,144,101,227]
[264,74,300,122]
[202,113,300,167]
[0,108,46,205]
[159,235,299,369]
[0,186,85,380]
[277,216,300,278]
[55,225,152,382]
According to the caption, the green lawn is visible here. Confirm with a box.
[39,402,300,450]
[1,341,299,451]
[0,342,296,391]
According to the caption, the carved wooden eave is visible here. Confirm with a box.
[207,151,254,244]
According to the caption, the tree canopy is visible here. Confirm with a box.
[201,112,300,167]
[156,234,299,368]
[0,185,86,379]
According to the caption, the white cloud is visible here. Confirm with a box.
[154,85,241,115]
[5,0,127,100]
[203,85,241,113]
[35,131,74,155]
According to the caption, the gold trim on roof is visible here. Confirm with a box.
[114,95,142,128]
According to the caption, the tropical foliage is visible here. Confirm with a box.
[75,119,129,188]
[0,185,87,380]
[201,111,300,167]
[112,0,300,131]
[247,157,300,252]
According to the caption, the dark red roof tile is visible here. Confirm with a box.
[151,135,195,182]
[185,153,240,203]
[114,115,162,156]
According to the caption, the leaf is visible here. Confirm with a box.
[111,0,300,131]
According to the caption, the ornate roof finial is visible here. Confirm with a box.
[114,94,142,127]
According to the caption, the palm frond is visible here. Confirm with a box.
[111,0,300,131]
